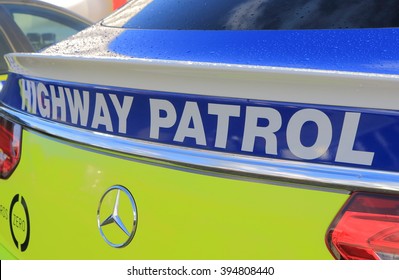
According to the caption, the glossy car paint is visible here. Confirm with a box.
[0,57,352,259]
[0,130,347,259]
[1,2,399,260]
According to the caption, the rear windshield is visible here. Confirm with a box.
[103,0,399,30]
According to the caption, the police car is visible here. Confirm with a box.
[1,0,399,260]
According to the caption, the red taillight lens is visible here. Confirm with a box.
[0,116,21,179]
[326,192,399,260]
[113,0,127,10]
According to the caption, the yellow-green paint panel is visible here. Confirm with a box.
[0,130,348,259]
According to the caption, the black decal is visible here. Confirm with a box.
[9,194,30,252]
[9,194,19,249]
[20,196,30,252]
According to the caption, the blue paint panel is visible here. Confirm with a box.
[107,28,399,75]
[2,73,399,173]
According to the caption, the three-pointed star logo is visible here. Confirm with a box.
[100,190,130,236]
[97,185,138,248]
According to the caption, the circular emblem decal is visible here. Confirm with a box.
[9,194,30,252]
[97,185,138,248]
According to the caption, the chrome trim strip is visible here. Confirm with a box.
[2,105,399,194]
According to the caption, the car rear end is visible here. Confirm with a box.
[1,0,399,260]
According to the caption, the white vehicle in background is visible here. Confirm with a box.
[40,0,127,22]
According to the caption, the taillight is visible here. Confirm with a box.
[326,192,399,260]
[0,116,21,179]
[113,0,126,10]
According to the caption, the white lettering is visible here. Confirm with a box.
[149,99,177,139]
[336,112,374,165]
[110,94,134,134]
[287,109,332,160]
[241,106,282,154]
[91,93,113,132]
[19,79,36,113]
[16,79,376,167]
[50,86,66,121]
[174,101,206,145]
[64,88,90,126]
[208,103,240,149]
[19,79,30,111]
[37,83,50,118]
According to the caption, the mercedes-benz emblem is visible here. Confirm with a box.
[97,185,138,248]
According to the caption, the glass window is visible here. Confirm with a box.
[103,0,399,30]
[4,4,89,51]
[0,31,13,74]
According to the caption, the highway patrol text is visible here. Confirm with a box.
[19,78,375,166]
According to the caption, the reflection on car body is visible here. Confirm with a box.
[1,0,399,260]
